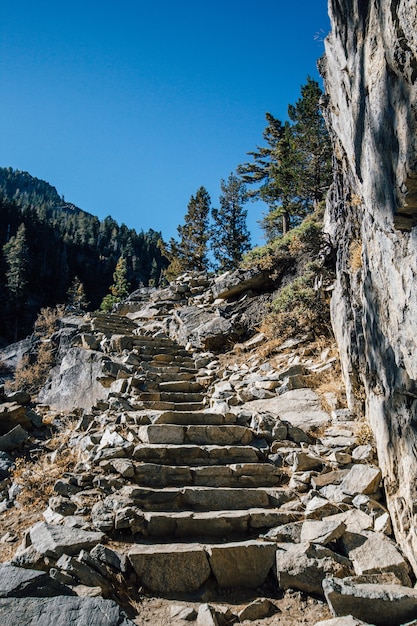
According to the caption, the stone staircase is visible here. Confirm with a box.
[100,327,293,594]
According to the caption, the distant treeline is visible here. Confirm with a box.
[0,167,167,342]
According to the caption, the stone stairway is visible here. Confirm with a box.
[102,329,293,594]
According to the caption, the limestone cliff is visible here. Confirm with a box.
[323,0,417,573]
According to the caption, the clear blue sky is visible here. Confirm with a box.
[0,1,330,246]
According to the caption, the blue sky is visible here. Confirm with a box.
[0,1,330,246]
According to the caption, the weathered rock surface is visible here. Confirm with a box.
[323,0,417,575]
[323,577,417,626]
[0,596,136,626]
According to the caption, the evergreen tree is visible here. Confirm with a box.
[3,223,29,339]
[211,173,251,271]
[165,186,211,278]
[100,256,131,311]
[287,76,332,208]
[66,276,89,311]
[238,78,332,240]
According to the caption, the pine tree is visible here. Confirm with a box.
[66,276,89,311]
[100,256,131,311]
[211,173,251,271]
[165,186,211,279]
[3,223,29,339]
[238,78,332,240]
[288,76,332,208]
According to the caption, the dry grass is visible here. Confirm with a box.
[0,413,80,561]
[349,239,363,272]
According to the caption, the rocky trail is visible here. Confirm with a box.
[0,271,416,625]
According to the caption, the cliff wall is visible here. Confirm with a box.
[323,0,417,573]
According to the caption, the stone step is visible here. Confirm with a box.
[127,540,277,593]
[138,392,205,404]
[134,346,191,358]
[158,381,203,393]
[142,364,197,376]
[133,444,262,466]
[151,354,195,366]
[133,462,288,488]
[153,410,236,425]
[138,401,205,411]
[148,371,197,383]
[142,508,301,538]
[137,424,254,446]
[120,485,291,512]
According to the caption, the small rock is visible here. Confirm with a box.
[238,597,278,621]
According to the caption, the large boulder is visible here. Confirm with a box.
[211,269,275,300]
[38,348,109,411]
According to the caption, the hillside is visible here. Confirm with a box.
[0,167,168,342]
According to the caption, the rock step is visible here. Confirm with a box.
[142,508,302,538]
[127,540,278,593]
[138,392,205,404]
[138,401,205,411]
[146,371,197,383]
[117,485,290,511]
[141,364,197,376]
[133,444,262,465]
[137,424,254,446]
[132,336,180,348]
[153,410,237,425]
[150,354,195,366]
[158,381,203,393]
[133,462,289,487]
[133,346,192,358]
[132,351,193,364]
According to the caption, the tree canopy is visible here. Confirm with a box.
[238,77,332,240]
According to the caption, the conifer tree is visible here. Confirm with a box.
[211,173,251,271]
[165,186,211,279]
[3,223,29,339]
[100,256,131,311]
[66,276,89,311]
[238,78,331,240]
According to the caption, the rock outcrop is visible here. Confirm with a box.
[322,0,417,575]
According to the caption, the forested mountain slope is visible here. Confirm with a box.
[0,167,167,341]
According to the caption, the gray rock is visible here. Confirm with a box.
[0,424,28,451]
[301,519,346,546]
[128,543,211,593]
[0,451,14,479]
[276,542,353,596]
[197,603,220,626]
[341,530,412,587]
[323,577,417,626]
[0,563,73,598]
[211,268,274,300]
[90,544,127,573]
[238,598,278,621]
[339,466,382,497]
[207,540,277,588]
[0,596,136,626]
[38,348,109,411]
[27,522,104,559]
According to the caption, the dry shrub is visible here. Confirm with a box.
[12,305,65,394]
[12,416,79,509]
[356,420,375,447]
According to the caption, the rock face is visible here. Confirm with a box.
[323,0,417,574]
